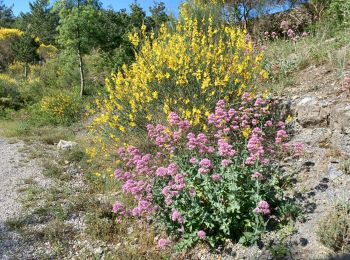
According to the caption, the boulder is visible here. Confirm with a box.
[330,103,350,134]
[57,140,77,150]
[294,96,330,127]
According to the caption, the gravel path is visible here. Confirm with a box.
[0,139,43,259]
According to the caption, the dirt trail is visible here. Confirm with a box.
[0,139,43,259]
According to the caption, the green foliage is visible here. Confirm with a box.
[11,32,39,77]
[326,0,350,28]
[55,1,101,55]
[0,74,22,113]
[17,0,59,45]
[0,0,14,27]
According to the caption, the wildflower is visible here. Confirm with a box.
[211,174,221,181]
[190,157,199,164]
[189,188,196,197]
[275,129,288,144]
[287,29,295,38]
[156,167,168,177]
[197,230,206,239]
[221,159,231,167]
[251,172,263,179]
[171,209,184,223]
[199,158,212,168]
[254,200,270,215]
[158,238,170,249]
[293,142,303,156]
[198,168,210,174]
[218,139,236,157]
[286,115,293,124]
[112,201,124,214]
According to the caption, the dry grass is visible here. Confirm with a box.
[316,201,350,252]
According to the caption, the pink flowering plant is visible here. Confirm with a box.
[112,93,301,249]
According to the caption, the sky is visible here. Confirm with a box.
[3,0,183,16]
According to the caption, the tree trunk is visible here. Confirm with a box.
[24,64,28,78]
[78,48,85,98]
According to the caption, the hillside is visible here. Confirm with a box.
[1,0,350,259]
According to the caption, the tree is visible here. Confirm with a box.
[55,0,101,97]
[0,0,14,27]
[11,32,39,77]
[96,9,130,53]
[129,3,146,29]
[146,1,170,32]
[17,0,59,45]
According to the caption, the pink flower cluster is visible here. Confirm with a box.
[158,238,170,249]
[254,200,271,215]
[171,209,184,223]
[197,230,206,239]
[187,133,214,154]
[111,92,302,247]
[263,20,308,43]
[246,127,265,165]
[113,146,156,217]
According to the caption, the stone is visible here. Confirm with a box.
[330,103,350,134]
[57,140,77,150]
[299,238,308,247]
[294,96,330,127]
[327,163,343,180]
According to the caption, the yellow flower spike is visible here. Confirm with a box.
[242,127,251,138]
[152,91,159,99]
[286,115,293,124]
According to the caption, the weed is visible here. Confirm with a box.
[269,241,293,259]
[316,202,350,252]
[339,159,350,174]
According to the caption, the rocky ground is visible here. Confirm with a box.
[0,140,48,259]
[280,64,350,259]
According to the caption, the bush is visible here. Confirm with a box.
[0,28,23,71]
[112,94,301,250]
[326,0,350,28]
[0,73,23,113]
[29,91,83,126]
[90,0,267,147]
[317,202,350,252]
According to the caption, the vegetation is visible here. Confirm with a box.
[1,0,349,258]
[317,202,350,252]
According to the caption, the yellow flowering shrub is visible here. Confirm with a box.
[0,28,23,40]
[37,43,58,61]
[90,0,267,147]
[31,91,83,125]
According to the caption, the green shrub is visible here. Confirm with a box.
[317,202,350,252]
[326,0,350,29]
[0,74,23,113]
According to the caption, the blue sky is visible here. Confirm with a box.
[4,0,182,16]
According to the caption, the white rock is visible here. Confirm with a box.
[57,140,77,150]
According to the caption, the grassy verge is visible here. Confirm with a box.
[264,24,350,95]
